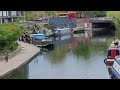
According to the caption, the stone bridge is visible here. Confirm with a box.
[89,17,115,29]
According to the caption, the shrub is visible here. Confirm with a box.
[0,23,23,55]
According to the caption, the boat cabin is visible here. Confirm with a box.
[104,39,120,66]
[107,48,120,59]
[32,34,54,48]
[107,39,120,59]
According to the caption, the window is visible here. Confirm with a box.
[107,50,120,59]
[8,11,11,16]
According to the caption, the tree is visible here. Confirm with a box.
[45,11,59,18]
[107,11,120,30]
[76,11,83,18]
[106,11,120,39]
[25,11,43,21]
[91,11,106,17]
[0,23,22,54]
[75,11,106,18]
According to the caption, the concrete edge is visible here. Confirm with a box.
[0,50,40,79]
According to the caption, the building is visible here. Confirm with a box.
[0,11,25,23]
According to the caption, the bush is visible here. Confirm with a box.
[0,23,23,55]
[92,11,106,17]
[9,42,18,52]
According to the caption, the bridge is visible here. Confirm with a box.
[89,17,115,29]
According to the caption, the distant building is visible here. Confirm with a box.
[49,12,76,29]
[0,11,25,23]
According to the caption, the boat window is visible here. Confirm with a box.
[107,50,119,59]
[107,50,112,58]
[116,50,119,55]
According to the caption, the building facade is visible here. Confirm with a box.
[0,11,25,23]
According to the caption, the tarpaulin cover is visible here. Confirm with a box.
[33,34,47,39]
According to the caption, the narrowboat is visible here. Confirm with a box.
[54,27,72,37]
[109,56,120,79]
[32,34,55,48]
[72,27,85,33]
[104,39,120,66]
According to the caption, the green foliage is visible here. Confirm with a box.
[106,11,120,31]
[106,11,120,39]
[76,11,106,18]
[15,17,24,22]
[9,42,18,52]
[25,11,43,21]
[91,11,106,17]
[45,11,59,18]
[25,11,60,20]
[0,23,23,54]
[44,24,53,29]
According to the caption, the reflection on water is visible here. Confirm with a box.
[9,65,29,79]
[9,30,115,79]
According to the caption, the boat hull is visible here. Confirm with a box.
[104,59,114,66]
[110,67,120,79]
[37,44,55,48]
[54,28,72,37]
[73,30,85,34]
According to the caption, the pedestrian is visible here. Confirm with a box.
[5,49,8,62]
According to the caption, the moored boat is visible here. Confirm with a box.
[54,27,72,37]
[72,27,84,33]
[109,56,120,79]
[104,39,120,67]
[32,34,55,48]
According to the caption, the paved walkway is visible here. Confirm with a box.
[0,41,40,79]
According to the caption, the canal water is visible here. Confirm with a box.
[9,30,115,79]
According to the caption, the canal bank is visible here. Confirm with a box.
[0,41,40,79]
[8,31,112,79]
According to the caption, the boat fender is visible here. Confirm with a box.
[104,59,107,64]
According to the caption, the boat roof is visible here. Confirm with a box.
[55,28,70,30]
[32,34,45,36]
[108,46,120,50]
[115,56,120,64]
[32,34,48,39]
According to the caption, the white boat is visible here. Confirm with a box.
[109,56,120,79]
[54,27,72,37]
